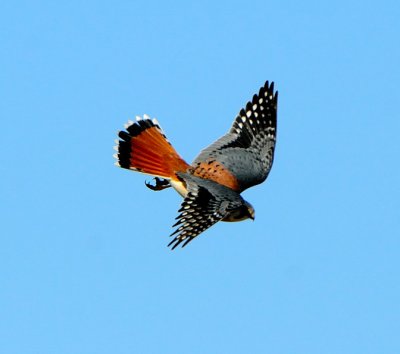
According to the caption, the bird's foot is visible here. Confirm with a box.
[145,177,171,191]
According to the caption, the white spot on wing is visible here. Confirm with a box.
[238,122,243,129]
[241,117,246,123]
[252,104,257,110]
[143,114,150,120]
[136,115,141,121]
[246,111,252,118]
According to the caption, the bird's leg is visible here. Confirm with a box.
[145,177,171,191]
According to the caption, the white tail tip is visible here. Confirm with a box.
[124,119,134,129]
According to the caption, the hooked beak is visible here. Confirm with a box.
[248,210,255,221]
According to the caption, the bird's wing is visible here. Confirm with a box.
[192,81,277,191]
[168,173,244,250]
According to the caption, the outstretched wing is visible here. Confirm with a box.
[192,81,278,192]
[168,173,245,250]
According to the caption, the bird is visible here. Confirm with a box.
[114,81,278,249]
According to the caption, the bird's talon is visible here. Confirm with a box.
[145,177,171,191]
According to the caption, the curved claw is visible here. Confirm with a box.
[145,177,171,191]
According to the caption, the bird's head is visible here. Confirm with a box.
[223,200,255,222]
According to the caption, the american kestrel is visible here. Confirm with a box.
[114,81,278,249]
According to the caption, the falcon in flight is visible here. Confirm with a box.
[114,81,278,249]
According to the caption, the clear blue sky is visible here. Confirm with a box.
[2,1,400,353]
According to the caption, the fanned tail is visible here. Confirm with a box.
[114,115,189,179]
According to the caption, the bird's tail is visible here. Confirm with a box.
[114,115,189,179]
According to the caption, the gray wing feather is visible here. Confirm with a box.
[168,173,245,249]
[192,81,277,191]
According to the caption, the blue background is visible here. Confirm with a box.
[2,1,399,353]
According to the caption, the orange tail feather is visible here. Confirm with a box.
[115,117,189,179]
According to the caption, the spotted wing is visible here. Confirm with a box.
[168,173,245,250]
[192,81,277,191]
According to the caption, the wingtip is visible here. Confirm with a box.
[181,238,192,248]
[167,238,179,250]
[263,80,278,100]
